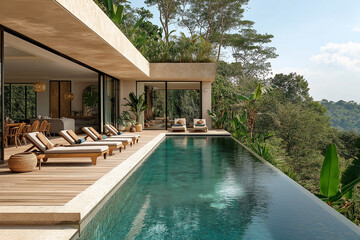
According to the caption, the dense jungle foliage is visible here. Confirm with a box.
[95,0,360,225]
[321,100,360,132]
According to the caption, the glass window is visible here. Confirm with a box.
[0,29,3,163]
[137,82,166,130]
[167,82,201,128]
[104,76,119,125]
[4,84,36,122]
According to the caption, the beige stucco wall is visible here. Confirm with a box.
[150,63,216,82]
[119,80,136,116]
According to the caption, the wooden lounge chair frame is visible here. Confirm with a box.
[82,127,132,149]
[25,134,108,165]
[59,131,122,156]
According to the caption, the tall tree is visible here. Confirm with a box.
[178,0,251,63]
[268,73,311,104]
[225,28,277,79]
[145,0,180,43]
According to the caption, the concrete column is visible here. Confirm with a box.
[202,81,212,129]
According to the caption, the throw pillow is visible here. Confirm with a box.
[76,138,85,144]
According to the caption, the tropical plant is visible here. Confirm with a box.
[123,92,148,124]
[316,144,360,206]
[83,91,99,115]
[231,111,249,140]
[207,110,227,129]
[247,133,275,163]
[237,83,272,140]
[340,138,360,199]
[100,0,130,25]
[117,111,131,126]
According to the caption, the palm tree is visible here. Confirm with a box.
[123,92,148,123]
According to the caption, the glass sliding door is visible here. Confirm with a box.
[103,75,119,126]
[167,82,201,128]
[137,82,166,130]
[4,84,36,122]
[0,28,3,163]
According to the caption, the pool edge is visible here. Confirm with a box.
[232,137,360,236]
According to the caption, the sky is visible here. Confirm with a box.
[131,1,360,103]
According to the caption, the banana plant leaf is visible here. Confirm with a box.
[319,144,340,198]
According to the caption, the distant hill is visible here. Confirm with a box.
[321,99,360,132]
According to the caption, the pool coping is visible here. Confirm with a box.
[232,137,360,236]
[0,132,231,239]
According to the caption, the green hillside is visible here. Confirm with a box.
[321,99,360,132]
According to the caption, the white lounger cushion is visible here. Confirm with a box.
[109,135,136,140]
[172,126,186,129]
[26,132,54,152]
[82,127,99,141]
[59,130,76,144]
[44,146,108,154]
[77,142,122,147]
[104,124,140,138]
[99,138,132,143]
[104,124,118,135]
[118,134,140,138]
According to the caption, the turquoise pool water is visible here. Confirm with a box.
[80,137,360,239]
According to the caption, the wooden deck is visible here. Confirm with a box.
[0,129,230,207]
[0,131,166,206]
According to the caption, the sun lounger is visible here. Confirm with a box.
[59,130,123,156]
[25,132,109,165]
[82,127,133,149]
[172,118,187,132]
[193,119,208,132]
[104,124,140,144]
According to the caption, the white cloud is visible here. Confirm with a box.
[310,42,360,71]
[353,27,360,32]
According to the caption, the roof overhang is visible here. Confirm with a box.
[0,0,150,80]
[0,0,216,82]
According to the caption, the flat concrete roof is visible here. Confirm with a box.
[0,0,216,82]
[0,0,149,80]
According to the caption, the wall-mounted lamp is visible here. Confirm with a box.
[64,92,74,101]
[33,82,46,93]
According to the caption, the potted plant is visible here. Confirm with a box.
[123,92,148,132]
[117,111,131,131]
[128,118,137,132]
[83,90,99,116]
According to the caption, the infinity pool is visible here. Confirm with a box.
[80,136,360,239]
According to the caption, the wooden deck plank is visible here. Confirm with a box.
[0,130,229,206]
[0,131,165,206]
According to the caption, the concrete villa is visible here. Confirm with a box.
[0,0,219,239]
[0,1,359,240]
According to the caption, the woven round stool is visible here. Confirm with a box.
[8,152,37,173]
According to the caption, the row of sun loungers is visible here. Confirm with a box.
[24,124,141,166]
[171,118,208,132]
